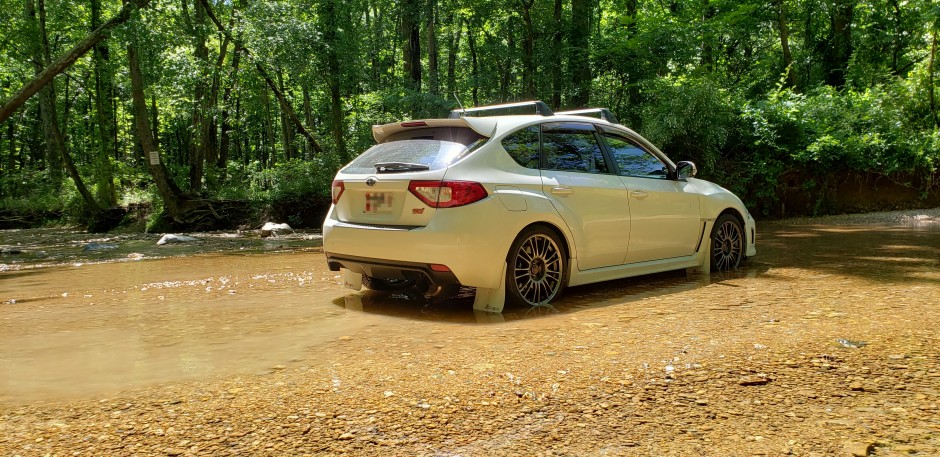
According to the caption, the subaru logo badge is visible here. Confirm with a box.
[365,177,378,187]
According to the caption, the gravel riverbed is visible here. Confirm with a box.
[2,209,939,456]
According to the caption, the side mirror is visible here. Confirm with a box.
[676,161,697,179]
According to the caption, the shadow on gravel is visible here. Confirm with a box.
[333,215,939,323]
[757,223,940,286]
[331,266,764,324]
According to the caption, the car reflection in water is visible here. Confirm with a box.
[336,267,734,324]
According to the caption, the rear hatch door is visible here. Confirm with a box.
[333,124,486,227]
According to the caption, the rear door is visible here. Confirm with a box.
[538,122,631,271]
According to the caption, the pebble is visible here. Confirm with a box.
[3,211,940,456]
[844,442,873,456]
[738,375,770,386]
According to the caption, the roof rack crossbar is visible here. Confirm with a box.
[450,100,554,118]
[556,108,619,124]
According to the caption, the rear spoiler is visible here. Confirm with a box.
[556,108,619,124]
[372,117,498,143]
[450,100,554,118]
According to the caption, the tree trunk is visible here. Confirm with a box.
[521,0,535,99]
[890,0,902,75]
[128,39,185,220]
[500,27,514,102]
[262,84,273,168]
[446,15,461,98]
[402,0,422,90]
[219,39,241,168]
[91,0,117,206]
[301,86,313,159]
[776,0,797,89]
[206,28,230,169]
[551,0,563,109]
[824,0,853,88]
[570,0,592,107]
[0,0,152,124]
[700,0,714,72]
[188,0,210,192]
[27,0,62,187]
[27,0,103,214]
[930,29,938,129]
[427,0,439,96]
[277,71,295,161]
[468,28,479,106]
[4,101,13,174]
[322,0,346,155]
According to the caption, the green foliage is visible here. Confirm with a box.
[244,154,343,204]
[735,75,940,215]
[0,169,64,214]
[640,76,735,173]
[2,0,939,227]
[742,83,939,175]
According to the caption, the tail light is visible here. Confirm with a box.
[331,180,345,204]
[408,180,488,208]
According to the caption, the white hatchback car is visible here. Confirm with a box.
[323,101,756,312]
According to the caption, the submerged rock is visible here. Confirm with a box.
[83,243,119,252]
[261,222,293,238]
[157,234,199,246]
[836,338,867,348]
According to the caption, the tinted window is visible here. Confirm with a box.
[343,140,473,174]
[502,126,540,169]
[604,134,667,178]
[542,123,609,174]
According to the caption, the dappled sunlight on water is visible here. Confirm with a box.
[1,214,937,403]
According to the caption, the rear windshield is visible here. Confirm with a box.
[343,139,481,174]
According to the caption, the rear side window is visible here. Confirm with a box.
[542,123,609,174]
[343,140,474,174]
[502,126,540,169]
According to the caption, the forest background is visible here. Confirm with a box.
[1,0,939,231]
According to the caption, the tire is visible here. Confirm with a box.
[506,226,568,307]
[710,214,744,271]
[361,275,416,291]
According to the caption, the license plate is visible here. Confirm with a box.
[364,192,393,214]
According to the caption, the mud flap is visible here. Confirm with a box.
[343,269,363,291]
[343,294,364,311]
[687,225,712,276]
[473,263,507,313]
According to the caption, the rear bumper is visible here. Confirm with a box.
[322,199,515,289]
[326,253,460,285]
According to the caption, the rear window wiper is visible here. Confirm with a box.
[374,162,431,173]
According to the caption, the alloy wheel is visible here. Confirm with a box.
[511,233,564,305]
[712,217,743,271]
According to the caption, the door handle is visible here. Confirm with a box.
[630,190,649,199]
[551,186,574,195]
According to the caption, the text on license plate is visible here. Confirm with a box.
[364,192,393,213]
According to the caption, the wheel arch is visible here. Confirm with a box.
[716,207,745,227]
[511,221,574,268]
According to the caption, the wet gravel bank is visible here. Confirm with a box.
[2,209,939,456]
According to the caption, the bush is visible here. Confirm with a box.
[640,75,735,175]
[735,79,940,216]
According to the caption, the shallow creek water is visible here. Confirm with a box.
[1,212,938,403]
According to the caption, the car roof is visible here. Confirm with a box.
[372,100,660,152]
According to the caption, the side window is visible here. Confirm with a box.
[603,134,667,178]
[542,123,609,174]
[502,126,540,169]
